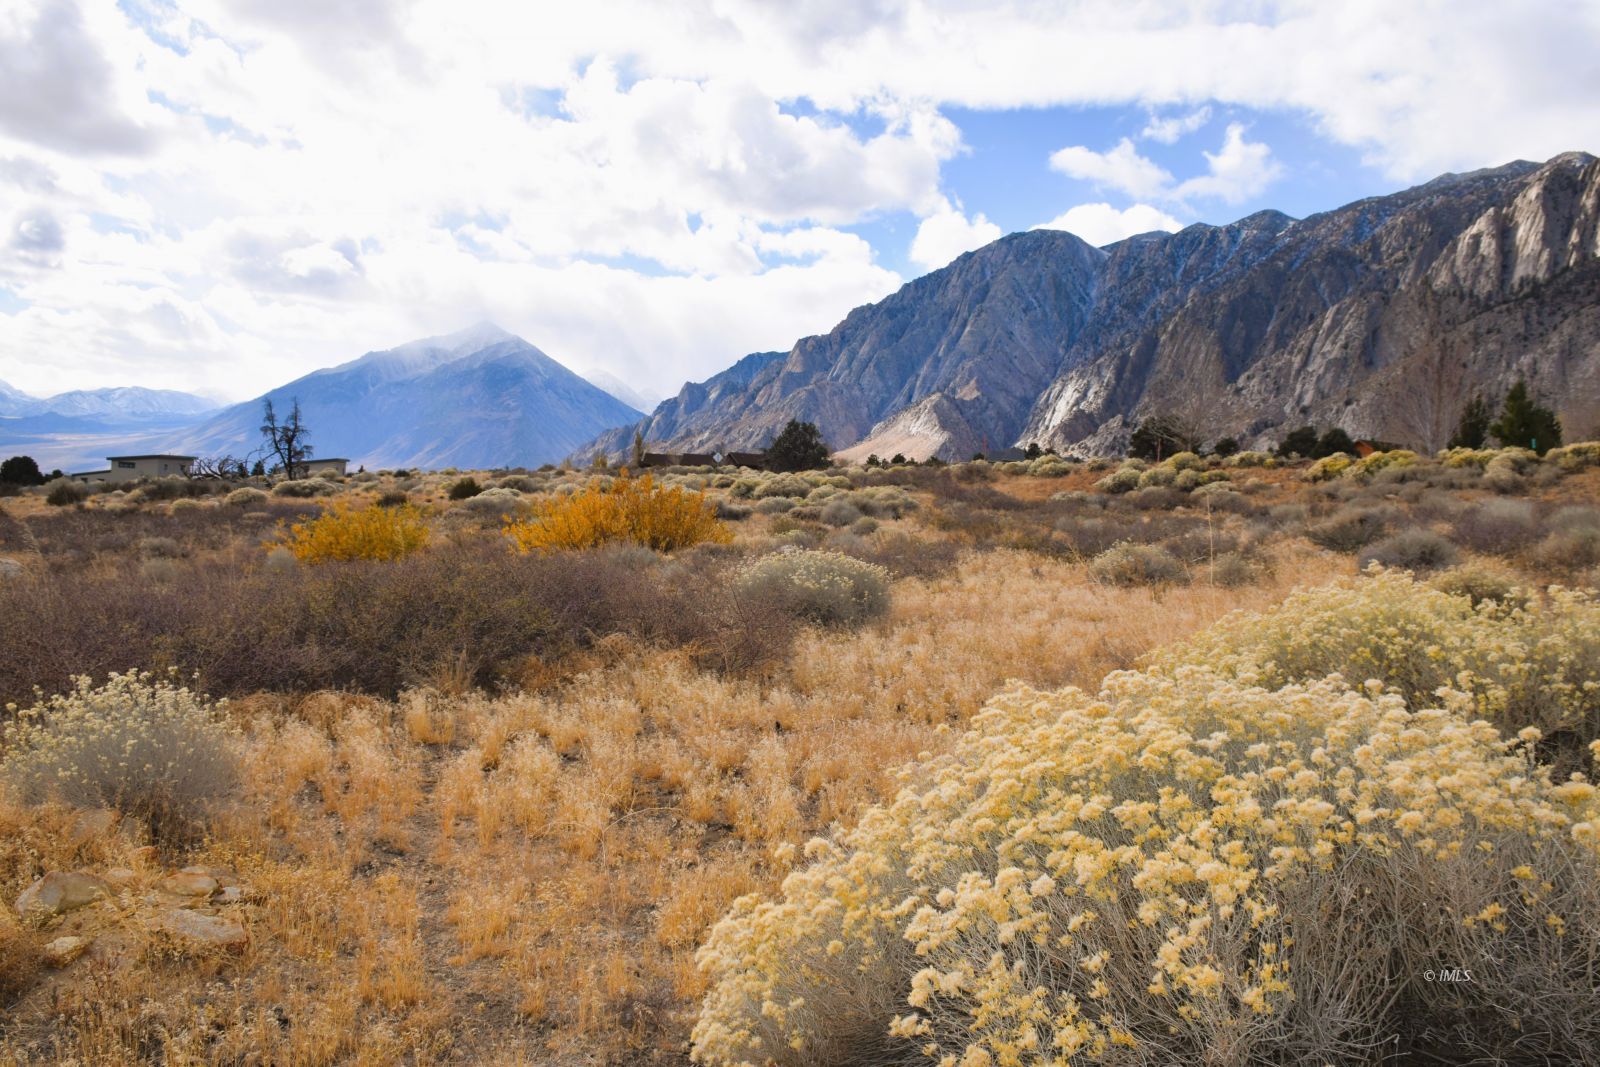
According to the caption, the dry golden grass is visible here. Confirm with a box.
[9,452,1596,1064]
[0,530,1334,1064]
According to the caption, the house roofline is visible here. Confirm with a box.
[105,454,198,461]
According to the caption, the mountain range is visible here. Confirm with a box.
[0,384,219,421]
[584,151,1600,461]
[7,152,1599,473]
[0,385,224,473]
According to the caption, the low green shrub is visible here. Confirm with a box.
[819,499,863,527]
[271,478,338,498]
[224,486,269,508]
[1358,528,1460,571]
[1095,467,1143,494]
[1305,505,1396,552]
[44,480,88,507]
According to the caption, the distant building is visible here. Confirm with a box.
[299,458,349,477]
[71,454,197,484]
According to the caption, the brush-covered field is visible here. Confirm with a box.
[2,444,1599,1065]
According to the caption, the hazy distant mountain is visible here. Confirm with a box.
[0,383,219,421]
[583,151,1600,461]
[36,387,220,420]
[580,368,661,417]
[0,380,33,417]
[0,383,225,471]
[167,324,642,469]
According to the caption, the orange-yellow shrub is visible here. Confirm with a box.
[280,502,431,563]
[504,473,731,553]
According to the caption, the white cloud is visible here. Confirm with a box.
[1049,138,1173,201]
[1,0,1597,402]
[1033,203,1183,247]
[1049,124,1282,208]
[909,201,1002,269]
[1140,106,1210,144]
[1172,123,1283,203]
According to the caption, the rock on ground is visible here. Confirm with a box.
[15,872,112,924]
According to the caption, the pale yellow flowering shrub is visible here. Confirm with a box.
[1,672,239,840]
[693,666,1600,1066]
[693,572,1600,1066]
[1546,441,1600,471]
[734,550,891,628]
[1150,568,1600,745]
[1440,447,1498,469]
[1304,452,1353,481]
[1348,449,1418,480]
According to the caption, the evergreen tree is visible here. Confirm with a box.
[1315,427,1356,458]
[1448,394,1493,449]
[0,455,44,486]
[631,429,646,469]
[765,419,831,472]
[1211,437,1240,458]
[1489,380,1562,454]
[1276,425,1319,458]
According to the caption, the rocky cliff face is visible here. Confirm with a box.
[586,152,1600,461]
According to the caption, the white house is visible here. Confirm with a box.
[71,454,197,484]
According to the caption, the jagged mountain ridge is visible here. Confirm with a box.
[583,152,1600,461]
[166,324,642,469]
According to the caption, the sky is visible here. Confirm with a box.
[1,0,1598,407]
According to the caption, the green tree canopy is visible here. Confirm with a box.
[766,419,832,472]
[1315,427,1356,458]
[1448,394,1493,450]
[1489,380,1562,455]
[0,455,44,486]
[1276,425,1319,459]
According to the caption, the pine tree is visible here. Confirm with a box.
[766,420,831,472]
[1489,380,1562,454]
[1449,394,1493,449]
[1315,427,1356,458]
[1276,425,1319,458]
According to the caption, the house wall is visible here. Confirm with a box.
[103,458,192,484]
